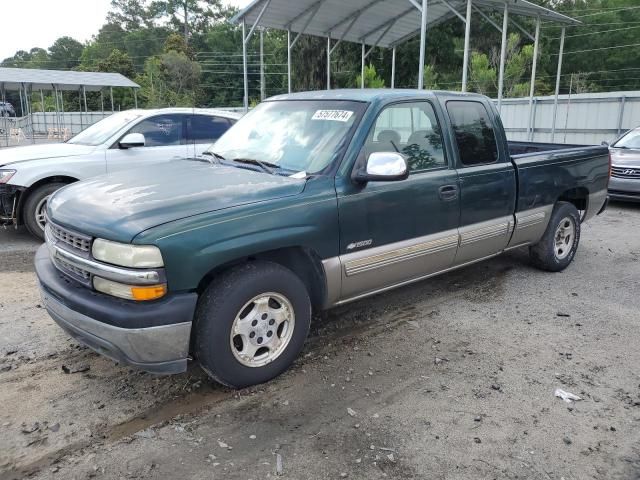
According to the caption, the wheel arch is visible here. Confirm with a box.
[17,175,78,224]
[196,246,328,311]
[557,186,589,219]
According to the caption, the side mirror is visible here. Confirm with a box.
[352,152,409,183]
[601,141,609,147]
[119,133,145,149]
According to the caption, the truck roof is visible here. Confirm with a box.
[267,88,488,103]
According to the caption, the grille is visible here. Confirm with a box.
[54,255,92,285]
[612,166,640,179]
[48,221,92,254]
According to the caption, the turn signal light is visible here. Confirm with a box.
[131,284,167,301]
[93,276,167,301]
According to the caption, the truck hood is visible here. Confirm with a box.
[611,148,640,168]
[0,143,96,167]
[48,162,306,242]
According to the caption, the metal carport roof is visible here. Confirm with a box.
[232,0,578,49]
[0,67,139,91]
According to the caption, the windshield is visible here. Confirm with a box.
[612,128,640,149]
[209,100,365,174]
[67,111,142,146]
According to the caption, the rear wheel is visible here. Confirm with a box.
[23,182,67,240]
[194,261,311,388]
[529,201,581,272]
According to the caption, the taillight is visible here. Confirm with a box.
[608,151,612,184]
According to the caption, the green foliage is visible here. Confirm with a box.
[470,52,496,95]
[354,64,385,89]
[423,64,440,90]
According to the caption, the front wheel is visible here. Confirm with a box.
[529,201,581,272]
[23,182,67,241]
[194,261,311,388]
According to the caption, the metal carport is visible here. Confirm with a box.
[232,0,579,140]
[0,67,140,146]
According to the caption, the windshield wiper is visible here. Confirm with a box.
[231,158,278,175]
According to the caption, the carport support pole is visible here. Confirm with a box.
[40,89,47,135]
[133,88,138,108]
[260,29,266,100]
[461,0,472,92]
[110,87,114,113]
[1,84,8,147]
[497,3,509,113]
[360,43,365,89]
[551,27,565,143]
[287,30,292,93]
[527,17,540,141]
[327,36,331,90]
[242,19,249,112]
[417,0,427,89]
[53,85,61,136]
[391,47,396,88]
[79,88,84,131]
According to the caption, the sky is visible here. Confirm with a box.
[0,0,252,63]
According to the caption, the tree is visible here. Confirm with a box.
[97,49,136,78]
[470,52,496,95]
[354,64,385,88]
[108,0,154,30]
[48,37,84,70]
[149,0,224,43]
[423,64,440,89]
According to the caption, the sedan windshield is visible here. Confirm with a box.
[209,100,365,174]
[612,128,640,149]
[67,111,142,146]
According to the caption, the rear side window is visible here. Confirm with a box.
[128,114,185,147]
[446,101,498,166]
[187,115,232,144]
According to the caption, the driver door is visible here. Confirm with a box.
[336,100,460,301]
[105,114,189,173]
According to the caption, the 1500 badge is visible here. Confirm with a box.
[346,239,373,250]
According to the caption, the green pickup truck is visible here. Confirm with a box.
[35,90,610,388]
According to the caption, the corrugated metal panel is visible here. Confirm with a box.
[233,0,579,48]
[0,67,140,91]
[498,91,640,144]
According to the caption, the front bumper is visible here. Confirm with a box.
[609,176,640,202]
[35,244,197,374]
[0,184,23,225]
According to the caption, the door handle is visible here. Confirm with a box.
[438,185,458,201]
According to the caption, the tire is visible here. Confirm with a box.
[194,261,312,389]
[23,182,67,241]
[529,201,581,272]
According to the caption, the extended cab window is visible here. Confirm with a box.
[128,114,185,147]
[187,115,232,144]
[446,101,498,166]
[363,101,446,172]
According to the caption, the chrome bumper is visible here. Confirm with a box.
[40,286,191,374]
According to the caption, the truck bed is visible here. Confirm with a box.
[508,140,586,156]
[509,141,610,220]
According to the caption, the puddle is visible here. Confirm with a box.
[106,384,231,442]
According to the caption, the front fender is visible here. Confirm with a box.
[134,177,340,293]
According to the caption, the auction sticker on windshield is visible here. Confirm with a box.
[312,110,353,122]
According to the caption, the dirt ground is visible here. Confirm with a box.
[0,202,639,480]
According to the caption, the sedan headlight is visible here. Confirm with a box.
[92,238,164,268]
[0,169,16,184]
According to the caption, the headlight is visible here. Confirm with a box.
[93,277,167,301]
[92,238,164,268]
[0,169,16,184]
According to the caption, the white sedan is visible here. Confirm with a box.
[0,107,241,239]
